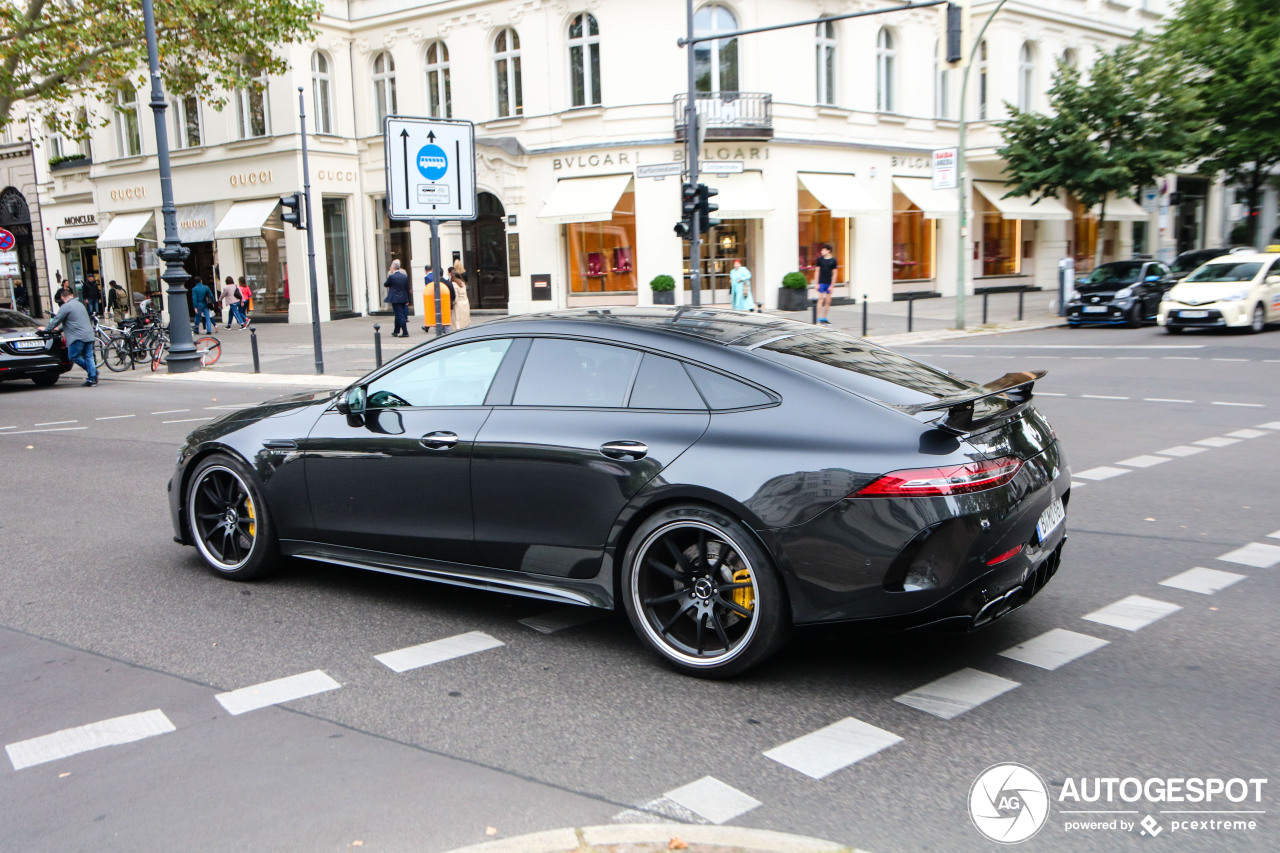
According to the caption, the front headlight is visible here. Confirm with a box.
[1069,289,1081,301]
[1114,287,1133,299]
[1223,289,1250,302]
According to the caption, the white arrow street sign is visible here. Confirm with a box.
[385,116,477,220]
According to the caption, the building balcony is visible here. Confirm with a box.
[674,92,773,141]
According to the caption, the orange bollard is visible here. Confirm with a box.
[422,280,452,329]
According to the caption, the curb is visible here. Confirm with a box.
[441,824,867,853]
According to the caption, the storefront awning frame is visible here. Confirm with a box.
[973,182,1071,221]
[214,199,282,240]
[798,173,882,217]
[892,177,956,219]
[95,212,154,249]
[537,174,633,225]
[712,171,773,219]
[56,224,100,240]
[1089,194,1149,222]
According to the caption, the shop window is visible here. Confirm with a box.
[425,41,452,118]
[980,212,1021,276]
[240,204,289,314]
[494,28,523,118]
[816,22,836,106]
[797,186,847,281]
[568,14,601,107]
[312,51,334,134]
[693,4,739,93]
[568,189,637,293]
[892,193,935,281]
[115,82,142,157]
[124,217,159,306]
[373,197,412,290]
[323,197,352,313]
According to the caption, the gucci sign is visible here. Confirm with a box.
[317,169,358,182]
[109,186,146,201]
[230,170,274,187]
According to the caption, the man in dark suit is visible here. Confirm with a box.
[383,259,411,337]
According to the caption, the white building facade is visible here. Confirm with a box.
[27,0,1197,325]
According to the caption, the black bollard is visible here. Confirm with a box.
[373,323,383,368]
[983,291,989,325]
[1018,287,1025,321]
[907,294,914,332]
[811,297,818,325]
[861,294,868,337]
[249,325,260,374]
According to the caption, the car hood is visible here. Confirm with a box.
[1165,280,1254,304]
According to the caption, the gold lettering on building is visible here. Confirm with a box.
[109,186,146,201]
[316,169,358,181]
[229,170,275,187]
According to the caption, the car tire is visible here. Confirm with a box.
[185,454,278,580]
[31,372,60,387]
[1165,325,1183,335]
[621,503,789,678]
[1126,305,1143,328]
[1250,304,1266,334]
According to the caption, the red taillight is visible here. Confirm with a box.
[986,544,1024,566]
[854,456,1023,498]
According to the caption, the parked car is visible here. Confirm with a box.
[1159,251,1280,334]
[0,309,71,387]
[169,309,1070,677]
[1169,248,1235,281]
[1065,260,1176,327]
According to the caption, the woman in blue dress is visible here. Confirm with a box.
[730,259,754,311]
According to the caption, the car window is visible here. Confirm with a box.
[629,354,706,410]
[513,338,640,408]
[0,310,39,331]
[1084,262,1143,285]
[686,365,774,410]
[1151,263,1170,277]
[1171,253,1210,274]
[1185,262,1262,284]
[367,338,511,407]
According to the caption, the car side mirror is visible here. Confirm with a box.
[1267,274,1280,285]
[338,386,366,416]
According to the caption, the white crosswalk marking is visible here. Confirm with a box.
[1256,422,1280,430]
[1215,542,1280,569]
[375,631,504,672]
[1083,596,1181,631]
[1225,429,1268,439]
[764,718,902,780]
[1156,445,1207,457]
[1268,529,1280,540]
[1160,567,1246,595]
[1115,455,1170,468]
[662,776,761,824]
[6,709,175,771]
[1073,466,1131,481]
[894,668,1019,720]
[999,629,1109,670]
[215,670,340,715]
[1195,436,1240,447]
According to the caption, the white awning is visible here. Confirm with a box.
[95,212,153,249]
[537,174,633,224]
[893,177,956,219]
[56,224,100,240]
[214,199,281,239]
[712,171,772,219]
[1090,194,1149,222]
[974,182,1071,221]
[798,173,882,216]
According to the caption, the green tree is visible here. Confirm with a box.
[1156,0,1280,248]
[0,0,320,136]
[997,43,1198,265]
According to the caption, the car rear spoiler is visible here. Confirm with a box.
[895,370,1047,435]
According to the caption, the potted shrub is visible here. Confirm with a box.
[778,271,810,311]
[650,274,676,305]
[48,153,90,172]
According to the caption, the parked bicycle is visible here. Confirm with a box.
[102,310,166,371]
[151,334,221,371]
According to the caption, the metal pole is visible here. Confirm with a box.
[249,325,260,373]
[1018,286,1025,321]
[297,88,323,374]
[142,0,199,373]
[373,323,383,368]
[861,293,868,336]
[811,297,818,325]
[685,0,702,307]
[983,291,989,324]
[907,294,914,332]
[429,219,446,335]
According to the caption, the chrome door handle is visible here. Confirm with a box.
[420,431,459,450]
[600,440,648,460]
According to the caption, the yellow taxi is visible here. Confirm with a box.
[1158,249,1280,334]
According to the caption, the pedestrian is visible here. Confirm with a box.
[39,287,97,386]
[730,258,754,311]
[82,275,102,318]
[13,281,28,313]
[190,277,216,334]
[450,264,471,330]
[383,259,412,337]
[238,276,253,322]
[106,280,128,324]
[221,276,244,329]
[814,243,838,324]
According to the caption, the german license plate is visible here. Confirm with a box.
[1179,310,1208,318]
[1036,497,1065,542]
[14,339,44,350]
[1083,306,1107,313]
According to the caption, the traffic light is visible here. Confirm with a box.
[941,2,968,65]
[696,183,720,230]
[675,181,697,240]
[280,191,306,230]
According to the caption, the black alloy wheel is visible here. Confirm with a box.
[186,455,276,579]
[622,504,788,678]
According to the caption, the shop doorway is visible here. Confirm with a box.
[684,218,753,305]
[0,187,44,317]
[462,193,509,310]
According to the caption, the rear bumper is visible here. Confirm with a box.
[0,355,71,379]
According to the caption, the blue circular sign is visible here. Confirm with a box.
[417,144,448,181]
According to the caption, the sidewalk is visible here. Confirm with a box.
[102,291,1064,387]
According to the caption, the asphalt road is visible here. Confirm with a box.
[1,323,1277,852]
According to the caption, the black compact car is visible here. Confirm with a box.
[0,309,70,386]
[1066,260,1175,327]
[169,309,1070,677]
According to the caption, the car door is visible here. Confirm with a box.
[471,339,711,578]
[303,337,514,564]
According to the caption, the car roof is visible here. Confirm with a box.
[480,307,818,349]
[1196,252,1278,264]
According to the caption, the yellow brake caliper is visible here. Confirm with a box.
[244,496,256,539]
[732,569,755,612]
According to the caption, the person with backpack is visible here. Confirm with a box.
[191,278,216,334]
[221,276,245,329]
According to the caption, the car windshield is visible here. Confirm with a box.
[0,310,39,331]
[1084,262,1143,285]
[1185,262,1261,283]
[1171,252,1217,274]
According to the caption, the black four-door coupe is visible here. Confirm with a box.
[0,309,70,386]
[170,309,1070,677]
[1066,259,1176,327]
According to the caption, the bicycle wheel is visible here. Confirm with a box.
[104,339,133,372]
[151,339,169,371]
[93,340,107,368]
[194,336,221,367]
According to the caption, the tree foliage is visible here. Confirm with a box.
[0,0,321,135]
[996,43,1199,263]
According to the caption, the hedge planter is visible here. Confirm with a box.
[777,287,811,311]
[652,290,675,305]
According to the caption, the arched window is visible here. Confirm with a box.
[876,28,895,113]
[494,28,523,117]
[1062,48,1078,70]
[425,41,452,118]
[372,51,398,125]
[978,40,988,120]
[235,69,270,138]
[693,4,738,93]
[115,81,141,157]
[1018,42,1035,111]
[934,40,950,119]
[569,13,601,107]
[815,22,836,106]
[312,51,334,134]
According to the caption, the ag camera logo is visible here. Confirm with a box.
[417,144,448,180]
[970,763,1051,844]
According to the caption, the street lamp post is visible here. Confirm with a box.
[142,0,200,373]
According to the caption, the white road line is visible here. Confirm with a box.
[1212,358,1248,362]
[1257,422,1280,430]
[1212,401,1264,408]
[894,668,1019,720]
[1145,398,1194,404]
[1037,391,1067,397]
[1073,466,1132,481]
[163,417,213,424]
[1115,455,1171,469]
[215,670,340,715]
[1071,356,1104,360]
[1070,481,1088,489]
[0,426,14,430]
[34,420,78,426]
[1215,542,1280,569]
[0,426,89,435]
[151,409,190,415]
[1160,567,1246,595]
[1269,529,1280,540]
[1194,436,1240,448]
[1164,356,1200,360]
[763,718,902,780]
[6,709,175,771]
[1226,429,1269,439]
[999,629,1109,671]
[1082,395,1129,400]
[1156,445,1207,457]
[375,631,504,673]
[613,798,705,825]
[1115,357,1151,360]
[518,607,607,634]
[662,777,761,825]
[1083,596,1181,631]
[95,414,135,420]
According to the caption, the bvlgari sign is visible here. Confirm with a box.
[175,204,215,243]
